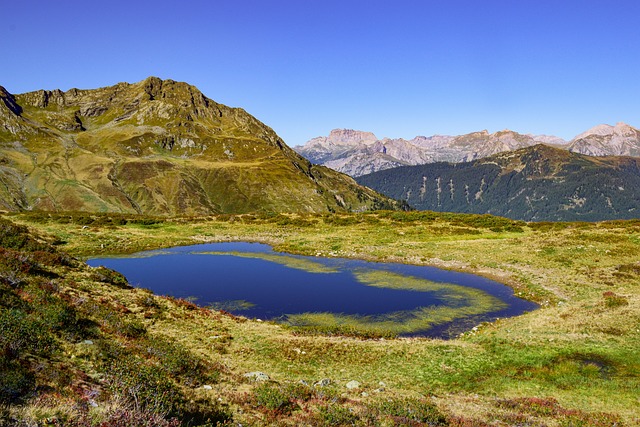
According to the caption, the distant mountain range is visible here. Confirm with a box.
[567,122,640,157]
[295,123,640,176]
[0,78,397,215]
[356,144,640,222]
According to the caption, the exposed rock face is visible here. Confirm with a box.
[0,78,397,214]
[357,144,640,222]
[299,129,379,164]
[567,122,640,157]
[295,128,562,176]
[527,134,567,146]
[0,85,30,136]
[327,128,378,145]
[298,123,640,177]
[448,130,544,161]
[0,86,23,116]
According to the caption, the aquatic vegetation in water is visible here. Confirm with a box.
[209,299,256,311]
[197,251,339,273]
[286,270,506,336]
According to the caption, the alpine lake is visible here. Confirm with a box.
[88,242,537,338]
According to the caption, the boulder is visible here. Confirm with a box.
[346,380,360,390]
[314,378,332,387]
[243,371,270,382]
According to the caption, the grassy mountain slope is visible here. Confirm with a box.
[0,78,395,215]
[357,144,640,221]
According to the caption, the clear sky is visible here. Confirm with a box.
[2,0,639,145]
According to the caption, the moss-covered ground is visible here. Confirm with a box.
[2,211,639,426]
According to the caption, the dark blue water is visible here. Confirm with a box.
[87,242,537,338]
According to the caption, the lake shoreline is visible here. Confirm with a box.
[88,241,537,339]
[84,235,545,306]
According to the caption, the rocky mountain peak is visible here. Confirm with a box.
[528,134,567,146]
[574,123,615,140]
[299,123,638,177]
[135,77,204,102]
[568,122,640,157]
[327,129,378,145]
[13,77,216,120]
[295,129,381,164]
[138,76,165,100]
[614,121,636,135]
[296,128,550,176]
[19,88,68,108]
[471,130,490,137]
[128,77,216,120]
[572,122,635,139]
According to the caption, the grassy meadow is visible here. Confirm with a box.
[1,210,639,426]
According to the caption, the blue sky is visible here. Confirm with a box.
[2,0,639,145]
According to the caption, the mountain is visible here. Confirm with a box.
[356,144,640,221]
[0,78,397,215]
[567,122,640,156]
[528,134,567,146]
[295,128,564,176]
[299,129,379,164]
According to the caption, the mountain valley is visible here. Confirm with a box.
[356,144,640,221]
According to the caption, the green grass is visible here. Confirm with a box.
[3,211,640,425]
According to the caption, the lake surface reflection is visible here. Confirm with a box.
[87,242,537,338]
